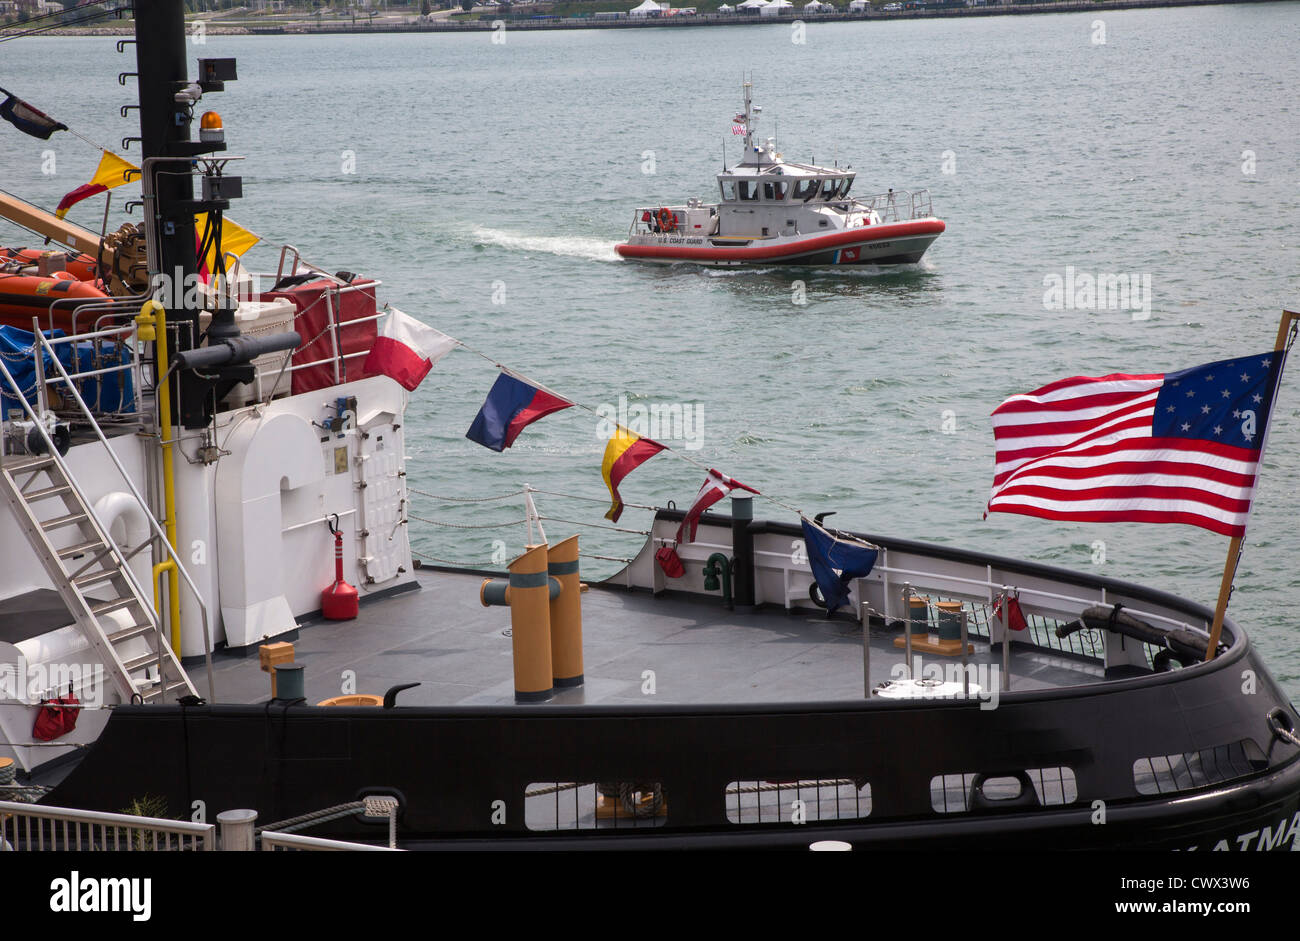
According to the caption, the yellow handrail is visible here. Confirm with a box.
[135,300,182,652]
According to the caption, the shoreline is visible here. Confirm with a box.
[27,0,1275,36]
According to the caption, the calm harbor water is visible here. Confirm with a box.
[3,3,1299,694]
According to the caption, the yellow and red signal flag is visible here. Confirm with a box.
[601,425,665,522]
[54,150,136,219]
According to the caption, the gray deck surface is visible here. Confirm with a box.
[204,568,1104,708]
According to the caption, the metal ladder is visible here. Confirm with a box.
[0,452,195,705]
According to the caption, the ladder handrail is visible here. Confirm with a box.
[34,328,214,701]
[2,331,213,701]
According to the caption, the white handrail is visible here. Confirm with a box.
[0,799,215,851]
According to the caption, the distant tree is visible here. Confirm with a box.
[459,0,471,8]
[421,0,431,11]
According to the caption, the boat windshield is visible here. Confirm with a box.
[820,179,838,199]
[720,180,737,201]
[793,179,819,201]
[738,180,760,201]
[762,181,789,201]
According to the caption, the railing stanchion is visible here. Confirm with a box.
[861,601,871,698]
[902,581,913,680]
[999,588,1011,692]
[960,608,969,698]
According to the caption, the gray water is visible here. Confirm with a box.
[3,3,1299,694]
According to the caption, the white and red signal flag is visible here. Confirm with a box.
[676,469,760,544]
[363,308,459,392]
[986,351,1285,538]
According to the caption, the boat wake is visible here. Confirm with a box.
[471,227,620,263]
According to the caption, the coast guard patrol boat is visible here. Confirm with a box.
[616,82,945,267]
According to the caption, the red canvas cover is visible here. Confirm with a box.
[259,277,379,395]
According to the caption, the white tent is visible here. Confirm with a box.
[804,0,831,9]
[629,0,664,15]
[761,0,793,13]
[847,0,869,9]
[737,0,769,8]
[717,2,735,9]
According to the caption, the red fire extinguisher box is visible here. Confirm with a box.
[259,276,379,395]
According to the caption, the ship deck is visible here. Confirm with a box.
[202,566,1105,708]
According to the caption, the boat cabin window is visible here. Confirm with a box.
[738,180,760,201]
[840,177,854,198]
[793,179,819,202]
[820,178,839,199]
[720,180,737,201]
[762,181,788,201]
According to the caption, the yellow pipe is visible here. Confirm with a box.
[152,559,176,617]
[135,300,183,652]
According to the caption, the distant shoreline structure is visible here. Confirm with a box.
[34,0,1269,36]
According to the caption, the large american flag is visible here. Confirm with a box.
[987,351,1284,537]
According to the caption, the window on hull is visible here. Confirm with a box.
[525,782,668,830]
[1133,740,1267,796]
[726,778,872,824]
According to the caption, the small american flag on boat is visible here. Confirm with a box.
[731,114,747,135]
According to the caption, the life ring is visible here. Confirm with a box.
[657,208,677,233]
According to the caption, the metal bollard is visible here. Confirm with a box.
[547,535,584,689]
[480,545,559,703]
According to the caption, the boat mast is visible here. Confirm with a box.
[134,0,201,427]
[742,79,757,163]
[1204,308,1300,659]
[133,0,252,431]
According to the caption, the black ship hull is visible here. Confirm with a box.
[40,629,1300,850]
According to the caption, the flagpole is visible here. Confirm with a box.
[1204,310,1300,660]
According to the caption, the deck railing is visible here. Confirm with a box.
[854,189,935,223]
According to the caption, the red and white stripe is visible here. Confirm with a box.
[987,372,1262,537]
